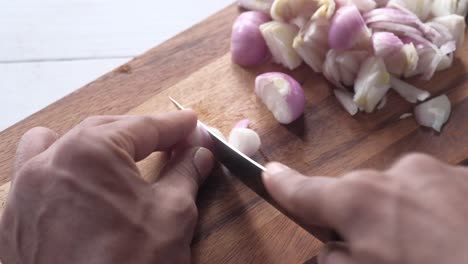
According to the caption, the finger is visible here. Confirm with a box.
[318,242,355,264]
[14,127,58,175]
[77,115,130,128]
[101,110,198,161]
[262,162,339,229]
[155,147,214,198]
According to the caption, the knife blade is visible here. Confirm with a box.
[169,97,341,242]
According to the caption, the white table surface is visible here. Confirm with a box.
[0,0,234,132]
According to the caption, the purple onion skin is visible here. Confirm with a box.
[231,11,271,67]
[329,5,367,51]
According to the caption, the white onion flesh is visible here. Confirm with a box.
[400,113,413,119]
[354,57,392,113]
[270,0,320,27]
[260,21,303,70]
[390,76,430,103]
[431,15,466,48]
[255,72,305,124]
[334,89,359,115]
[414,95,451,132]
[238,0,274,14]
[228,128,262,157]
[293,2,335,73]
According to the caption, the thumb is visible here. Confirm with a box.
[14,127,58,175]
[318,242,355,264]
[262,162,340,238]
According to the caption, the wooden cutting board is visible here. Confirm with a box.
[1,4,467,263]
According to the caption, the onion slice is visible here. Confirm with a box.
[354,57,392,113]
[255,72,305,124]
[334,89,359,116]
[329,5,371,51]
[390,76,430,103]
[260,21,303,70]
[228,128,262,157]
[414,94,451,132]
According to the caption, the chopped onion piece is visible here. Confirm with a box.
[293,1,335,73]
[377,95,387,110]
[329,5,371,51]
[234,119,251,128]
[231,12,271,67]
[336,0,377,12]
[255,72,305,124]
[400,113,413,119]
[390,76,430,103]
[354,57,392,113]
[260,21,303,70]
[393,0,433,21]
[334,89,359,115]
[437,53,454,72]
[373,32,404,58]
[414,95,451,132]
[270,0,320,28]
[238,0,274,14]
[324,50,368,88]
[432,0,468,17]
[431,15,466,48]
[228,128,262,157]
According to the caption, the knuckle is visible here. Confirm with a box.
[79,116,106,127]
[54,127,109,164]
[397,153,437,168]
[330,174,387,215]
[14,160,48,188]
[165,192,198,220]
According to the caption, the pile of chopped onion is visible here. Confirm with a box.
[234,0,465,132]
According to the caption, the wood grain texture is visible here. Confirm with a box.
[1,4,468,263]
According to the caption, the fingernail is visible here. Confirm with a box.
[193,147,214,182]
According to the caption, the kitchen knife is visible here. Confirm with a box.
[169,97,341,242]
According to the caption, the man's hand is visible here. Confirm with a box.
[263,154,468,264]
[0,110,214,264]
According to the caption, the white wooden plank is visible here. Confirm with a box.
[0,0,234,61]
[0,58,130,131]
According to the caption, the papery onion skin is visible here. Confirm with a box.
[231,11,271,67]
[329,5,371,51]
[255,72,305,124]
[414,94,451,132]
[228,128,262,157]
